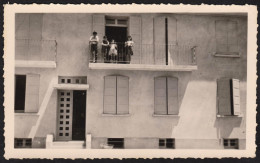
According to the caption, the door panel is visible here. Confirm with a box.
[72,90,86,140]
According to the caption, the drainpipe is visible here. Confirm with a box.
[165,18,168,65]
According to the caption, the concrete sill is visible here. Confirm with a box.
[102,113,131,117]
[15,60,56,68]
[53,84,89,90]
[152,114,179,117]
[89,63,197,71]
[214,53,240,58]
[15,113,39,116]
[216,114,243,118]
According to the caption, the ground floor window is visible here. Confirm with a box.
[14,138,32,148]
[159,138,175,149]
[107,138,124,149]
[223,139,239,149]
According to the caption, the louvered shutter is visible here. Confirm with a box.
[116,76,129,114]
[167,77,178,115]
[154,77,167,114]
[217,78,232,115]
[92,15,105,42]
[167,17,177,65]
[232,79,240,115]
[25,74,40,113]
[227,21,238,53]
[154,17,166,65]
[104,76,117,114]
[129,16,141,64]
[216,20,228,53]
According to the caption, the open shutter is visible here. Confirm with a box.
[217,78,232,115]
[167,77,178,115]
[232,79,240,115]
[129,16,141,64]
[116,76,129,114]
[154,17,166,65]
[167,17,177,65]
[154,77,167,114]
[25,74,40,113]
[92,15,105,42]
[104,76,117,114]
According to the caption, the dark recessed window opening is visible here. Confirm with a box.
[107,138,124,149]
[223,139,239,149]
[159,138,175,149]
[15,75,26,112]
[14,138,32,148]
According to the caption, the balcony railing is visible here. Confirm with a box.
[15,39,57,62]
[89,43,197,66]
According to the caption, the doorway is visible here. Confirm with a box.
[56,90,86,141]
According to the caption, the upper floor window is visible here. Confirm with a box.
[15,75,26,112]
[215,20,239,55]
[103,76,129,115]
[154,77,178,115]
[105,17,128,27]
[217,78,241,116]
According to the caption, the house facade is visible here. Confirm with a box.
[14,13,247,149]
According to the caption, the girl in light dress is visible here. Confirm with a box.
[109,39,118,62]
[125,36,134,63]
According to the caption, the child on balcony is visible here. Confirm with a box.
[89,31,99,63]
[109,39,118,63]
[125,36,134,64]
[101,36,109,63]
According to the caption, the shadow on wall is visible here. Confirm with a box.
[214,117,242,138]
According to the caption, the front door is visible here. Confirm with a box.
[56,90,86,141]
[72,90,86,140]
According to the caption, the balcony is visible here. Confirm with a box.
[88,43,198,71]
[15,39,57,68]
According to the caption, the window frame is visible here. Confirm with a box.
[159,138,175,149]
[105,16,128,27]
[14,138,32,148]
[223,138,239,149]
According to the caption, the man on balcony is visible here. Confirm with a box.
[89,31,99,63]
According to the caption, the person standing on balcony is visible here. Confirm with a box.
[125,36,134,64]
[109,39,118,63]
[89,31,99,63]
[101,36,109,63]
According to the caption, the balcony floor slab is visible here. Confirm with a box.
[89,63,197,71]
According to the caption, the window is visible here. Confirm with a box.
[215,20,238,55]
[14,138,32,148]
[58,76,87,84]
[103,76,129,115]
[223,139,239,149]
[15,75,26,112]
[105,17,128,27]
[154,77,178,115]
[159,138,175,149]
[107,138,124,149]
[217,78,241,116]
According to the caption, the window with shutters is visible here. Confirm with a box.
[215,20,239,56]
[15,74,40,113]
[217,78,241,117]
[154,77,178,115]
[223,139,239,149]
[103,76,129,115]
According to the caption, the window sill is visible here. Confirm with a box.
[152,114,179,117]
[213,52,240,58]
[101,113,131,117]
[15,112,39,116]
[216,114,243,118]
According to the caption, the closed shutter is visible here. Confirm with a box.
[167,77,178,115]
[216,20,228,53]
[154,77,167,114]
[227,21,238,53]
[217,78,232,115]
[232,79,240,115]
[29,14,43,40]
[25,74,40,113]
[154,17,166,65]
[116,76,129,114]
[167,17,177,65]
[129,16,141,64]
[104,76,117,114]
[92,15,105,42]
